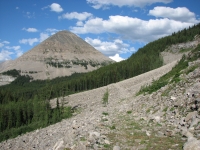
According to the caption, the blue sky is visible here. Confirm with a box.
[0,0,199,62]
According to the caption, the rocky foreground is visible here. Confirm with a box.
[0,57,200,149]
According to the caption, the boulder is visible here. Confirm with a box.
[174,99,183,107]
[171,96,176,101]
[185,111,197,122]
[184,137,200,150]
[113,145,120,150]
[53,139,64,150]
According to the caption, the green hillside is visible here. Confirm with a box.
[0,23,200,142]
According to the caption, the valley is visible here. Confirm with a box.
[0,24,200,150]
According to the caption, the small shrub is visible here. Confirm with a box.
[104,144,110,148]
[127,110,132,114]
[110,125,116,130]
[170,107,175,111]
[163,106,168,112]
[156,123,162,126]
[102,118,108,122]
[146,108,151,113]
[179,48,192,53]
[102,112,109,116]
[80,137,86,141]
[102,89,109,106]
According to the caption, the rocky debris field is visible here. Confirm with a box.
[0,53,200,149]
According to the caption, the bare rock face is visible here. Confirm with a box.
[0,75,16,86]
[0,31,113,80]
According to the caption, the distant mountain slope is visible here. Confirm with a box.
[0,30,113,80]
[0,60,13,73]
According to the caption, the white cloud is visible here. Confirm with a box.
[5,46,21,51]
[0,41,10,48]
[16,50,23,57]
[5,46,23,58]
[45,28,60,35]
[149,7,198,23]
[71,15,196,43]
[19,31,51,46]
[76,21,84,26]
[19,38,39,46]
[0,41,23,60]
[0,43,3,48]
[71,17,105,34]
[40,33,49,42]
[19,32,49,46]
[16,7,19,9]
[109,54,125,62]
[87,0,172,9]
[41,6,49,10]
[50,3,63,13]
[59,12,93,21]
[0,48,23,61]
[2,41,10,44]
[46,28,59,33]
[0,50,14,61]
[85,37,135,56]
[22,27,38,32]
[25,12,35,18]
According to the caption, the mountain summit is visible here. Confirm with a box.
[0,30,113,80]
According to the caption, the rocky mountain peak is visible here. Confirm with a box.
[0,30,113,80]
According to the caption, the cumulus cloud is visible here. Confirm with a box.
[0,50,14,61]
[4,46,23,58]
[0,40,23,60]
[50,3,63,13]
[2,41,10,44]
[19,34,49,45]
[59,12,93,21]
[22,27,38,32]
[39,33,49,42]
[85,37,136,56]
[109,54,125,62]
[5,46,21,51]
[16,50,23,57]
[87,0,172,9]
[19,29,55,46]
[0,41,10,48]
[0,43,3,48]
[19,32,50,46]
[46,28,60,35]
[76,21,84,26]
[71,14,196,43]
[19,38,39,46]
[46,28,59,33]
[149,6,198,23]
[0,48,23,61]
[71,17,105,34]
